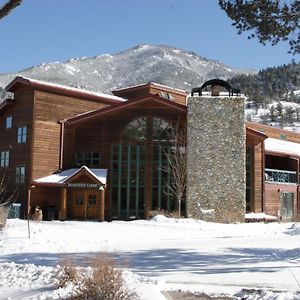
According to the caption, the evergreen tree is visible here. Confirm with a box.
[219,0,300,55]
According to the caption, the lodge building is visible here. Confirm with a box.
[0,76,299,221]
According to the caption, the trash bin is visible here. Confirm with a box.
[7,203,21,219]
[44,205,55,221]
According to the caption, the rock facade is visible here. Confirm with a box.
[186,96,246,223]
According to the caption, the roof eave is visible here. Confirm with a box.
[6,76,124,105]
[66,94,187,126]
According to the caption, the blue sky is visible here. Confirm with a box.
[0,0,297,74]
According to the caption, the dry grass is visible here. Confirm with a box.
[0,206,9,230]
[57,253,139,300]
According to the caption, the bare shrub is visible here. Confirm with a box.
[56,258,79,288]
[0,206,9,230]
[0,174,17,230]
[57,253,139,300]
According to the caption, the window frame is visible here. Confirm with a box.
[16,165,26,184]
[75,151,101,168]
[17,126,27,144]
[5,116,12,129]
[0,150,9,167]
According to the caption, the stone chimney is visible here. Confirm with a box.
[186,80,245,223]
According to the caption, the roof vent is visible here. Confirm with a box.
[191,79,240,97]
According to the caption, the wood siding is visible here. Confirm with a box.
[253,144,264,212]
[265,183,297,218]
[247,122,300,143]
[246,130,265,213]
[0,87,34,216]
[31,90,108,181]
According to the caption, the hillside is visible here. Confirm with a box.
[1,44,299,129]
[0,44,255,99]
[229,63,300,103]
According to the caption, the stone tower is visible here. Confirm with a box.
[186,80,246,223]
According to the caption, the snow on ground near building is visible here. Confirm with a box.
[0,217,300,299]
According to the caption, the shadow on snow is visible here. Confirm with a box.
[1,247,300,277]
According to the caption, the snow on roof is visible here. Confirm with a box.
[264,138,300,157]
[10,76,125,102]
[34,166,107,185]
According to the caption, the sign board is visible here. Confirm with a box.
[66,183,104,189]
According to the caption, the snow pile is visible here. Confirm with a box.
[245,212,277,221]
[235,289,300,300]
[288,223,300,236]
[1,218,300,299]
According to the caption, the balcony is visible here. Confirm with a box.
[265,168,297,184]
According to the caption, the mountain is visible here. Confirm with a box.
[0,44,256,99]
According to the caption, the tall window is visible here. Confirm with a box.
[246,147,252,212]
[5,116,12,129]
[75,152,100,168]
[17,126,27,144]
[16,166,25,184]
[0,151,9,167]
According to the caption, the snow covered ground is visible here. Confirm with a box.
[1,217,300,299]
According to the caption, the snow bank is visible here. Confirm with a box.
[245,212,277,221]
[1,218,300,299]
[288,223,300,235]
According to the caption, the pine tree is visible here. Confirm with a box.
[219,0,300,55]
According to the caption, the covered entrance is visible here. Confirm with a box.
[32,166,107,221]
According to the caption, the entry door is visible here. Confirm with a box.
[281,192,294,218]
[86,193,99,219]
[73,190,85,219]
[72,190,99,220]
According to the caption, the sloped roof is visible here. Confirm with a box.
[246,126,267,140]
[5,76,125,104]
[265,138,300,158]
[65,94,187,125]
[33,166,107,186]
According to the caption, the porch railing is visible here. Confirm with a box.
[265,168,297,184]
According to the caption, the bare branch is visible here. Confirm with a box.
[161,121,187,218]
[0,0,22,21]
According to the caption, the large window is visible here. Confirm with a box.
[17,126,27,144]
[0,151,9,167]
[75,152,100,168]
[16,166,25,184]
[122,117,172,143]
[5,116,12,129]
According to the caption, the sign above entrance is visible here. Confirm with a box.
[67,183,104,189]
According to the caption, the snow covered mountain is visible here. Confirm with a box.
[0,44,256,96]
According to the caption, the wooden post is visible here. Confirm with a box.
[27,187,31,239]
[59,187,67,221]
[99,188,105,222]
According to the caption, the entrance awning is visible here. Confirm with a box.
[33,166,107,187]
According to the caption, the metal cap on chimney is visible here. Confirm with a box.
[191,79,241,97]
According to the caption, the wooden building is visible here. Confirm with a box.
[0,76,299,221]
